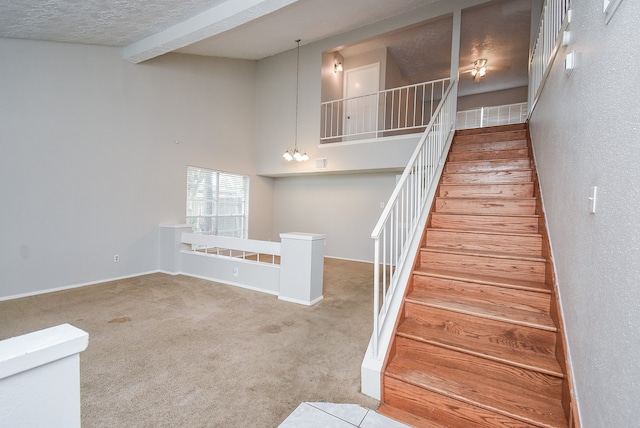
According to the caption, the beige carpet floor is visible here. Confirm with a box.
[0,258,379,427]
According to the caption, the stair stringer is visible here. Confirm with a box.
[378,124,573,427]
[361,131,454,400]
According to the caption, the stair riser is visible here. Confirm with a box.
[425,229,542,256]
[394,336,563,398]
[404,304,557,360]
[430,213,539,234]
[446,159,532,173]
[449,148,529,162]
[454,130,528,145]
[442,170,533,185]
[383,376,529,427]
[421,250,546,283]
[412,274,551,313]
[435,198,537,216]
[451,139,528,153]
[439,183,534,198]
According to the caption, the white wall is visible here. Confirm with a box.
[528,2,640,426]
[273,173,397,262]
[0,39,271,299]
[457,86,527,110]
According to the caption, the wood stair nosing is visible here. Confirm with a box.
[454,123,527,136]
[396,316,563,378]
[453,129,528,144]
[376,403,450,428]
[412,266,551,294]
[393,336,563,398]
[420,247,547,283]
[445,158,532,173]
[435,197,537,216]
[448,148,530,162]
[404,302,558,358]
[439,182,535,198]
[430,213,540,234]
[422,246,546,263]
[406,289,556,331]
[385,357,567,428]
[450,138,528,153]
[425,228,542,257]
[383,376,542,428]
[442,169,534,185]
[411,274,552,314]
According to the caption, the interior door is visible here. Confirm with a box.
[344,63,380,138]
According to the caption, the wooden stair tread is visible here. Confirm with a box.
[435,197,537,216]
[413,267,551,293]
[396,318,563,377]
[451,139,527,152]
[439,183,534,198]
[386,356,567,428]
[454,129,528,144]
[422,246,545,263]
[427,227,542,239]
[454,123,527,136]
[406,289,556,331]
[442,169,534,184]
[430,213,540,234]
[377,404,449,428]
[448,148,530,162]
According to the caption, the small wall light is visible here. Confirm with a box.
[471,59,488,82]
[334,62,343,73]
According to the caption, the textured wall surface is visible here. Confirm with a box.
[529,1,640,426]
[0,39,262,299]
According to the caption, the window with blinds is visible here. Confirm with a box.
[186,166,249,238]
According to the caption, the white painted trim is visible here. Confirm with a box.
[177,272,279,296]
[0,324,88,380]
[279,232,326,241]
[317,133,422,149]
[183,233,281,255]
[277,295,324,306]
[0,271,160,302]
[324,255,373,264]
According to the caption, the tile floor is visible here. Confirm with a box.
[279,402,411,428]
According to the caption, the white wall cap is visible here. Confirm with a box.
[0,324,89,381]
[279,232,326,241]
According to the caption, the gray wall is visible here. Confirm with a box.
[0,39,270,298]
[529,1,640,426]
[273,173,398,262]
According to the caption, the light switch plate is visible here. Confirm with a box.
[589,186,598,214]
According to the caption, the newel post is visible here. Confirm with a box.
[278,233,326,306]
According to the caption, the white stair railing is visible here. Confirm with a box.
[321,78,450,141]
[370,80,457,358]
[456,102,528,130]
[529,0,572,113]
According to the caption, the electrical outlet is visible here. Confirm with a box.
[232,267,239,277]
[114,255,120,262]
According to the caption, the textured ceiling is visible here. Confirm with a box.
[0,0,531,94]
[0,0,224,46]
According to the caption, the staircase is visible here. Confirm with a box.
[378,124,571,427]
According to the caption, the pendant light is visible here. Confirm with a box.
[283,39,309,162]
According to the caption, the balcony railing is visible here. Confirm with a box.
[529,0,572,113]
[456,102,528,130]
[321,78,450,142]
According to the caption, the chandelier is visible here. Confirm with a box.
[283,39,309,162]
[471,58,488,82]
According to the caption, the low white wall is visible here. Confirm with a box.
[0,324,89,428]
[180,251,281,295]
